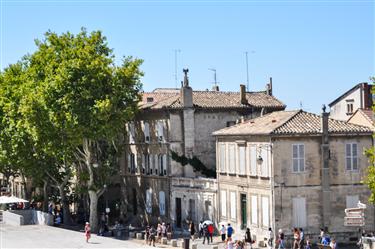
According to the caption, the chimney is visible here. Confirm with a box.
[180,68,193,108]
[212,85,219,91]
[266,77,273,96]
[240,84,247,104]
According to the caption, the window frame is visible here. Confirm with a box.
[346,143,359,171]
[292,144,305,173]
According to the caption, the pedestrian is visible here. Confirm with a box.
[226,237,234,249]
[299,228,305,249]
[278,229,285,249]
[227,223,234,238]
[85,222,91,243]
[268,227,274,249]
[189,221,196,241]
[199,220,203,238]
[305,238,311,249]
[208,223,214,243]
[162,222,167,237]
[220,224,226,242]
[157,223,162,243]
[145,225,150,244]
[245,228,252,249]
[293,228,300,249]
[330,238,337,249]
[319,228,324,243]
[167,223,172,240]
[203,224,210,245]
[149,226,156,247]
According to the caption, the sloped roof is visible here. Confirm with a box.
[213,110,373,136]
[347,108,374,130]
[140,90,286,110]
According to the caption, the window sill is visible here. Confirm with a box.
[346,170,359,173]
[228,173,237,176]
[238,174,247,177]
[219,172,227,175]
[259,176,270,180]
[249,175,258,178]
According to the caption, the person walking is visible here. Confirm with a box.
[278,229,285,249]
[203,224,210,245]
[162,222,167,237]
[84,222,91,243]
[208,224,214,243]
[220,224,226,242]
[293,228,301,249]
[149,226,156,247]
[268,228,274,249]
[299,228,305,249]
[227,223,233,238]
[245,228,252,249]
[199,221,203,238]
[189,221,196,241]
[329,238,337,249]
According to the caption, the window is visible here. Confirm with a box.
[251,195,258,225]
[188,199,196,221]
[226,121,236,127]
[143,121,150,143]
[153,154,158,175]
[128,153,136,173]
[156,120,165,142]
[128,122,135,144]
[221,190,227,217]
[261,196,269,227]
[146,188,152,214]
[159,191,166,215]
[228,144,236,174]
[260,146,269,177]
[146,97,154,103]
[292,197,306,228]
[346,195,359,208]
[249,146,257,176]
[158,154,167,176]
[347,103,354,114]
[220,144,226,172]
[143,154,150,174]
[239,146,246,175]
[346,143,358,171]
[292,144,305,172]
[230,192,236,220]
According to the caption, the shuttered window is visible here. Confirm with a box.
[346,143,358,171]
[143,121,150,143]
[156,120,165,142]
[292,144,305,172]
[221,190,227,217]
[128,122,135,144]
[239,146,246,175]
[251,195,258,225]
[250,146,257,176]
[220,144,226,172]
[228,144,236,174]
[146,188,152,214]
[260,146,269,177]
[262,196,269,227]
[230,192,236,220]
[159,191,166,215]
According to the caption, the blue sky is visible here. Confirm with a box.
[1,0,374,113]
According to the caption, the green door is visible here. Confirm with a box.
[241,194,247,229]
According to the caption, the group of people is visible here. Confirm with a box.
[145,222,172,247]
[196,221,215,244]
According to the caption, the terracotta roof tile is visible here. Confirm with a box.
[140,90,285,110]
[213,110,373,136]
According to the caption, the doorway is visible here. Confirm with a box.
[241,194,247,229]
[176,198,182,228]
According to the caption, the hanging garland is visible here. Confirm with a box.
[170,150,216,178]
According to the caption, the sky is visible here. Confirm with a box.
[0,0,374,114]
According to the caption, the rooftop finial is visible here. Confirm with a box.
[322,104,326,113]
[183,68,189,87]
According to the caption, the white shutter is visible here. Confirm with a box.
[157,120,164,142]
[128,122,135,144]
[292,145,299,172]
[250,146,257,176]
[146,189,152,214]
[346,195,359,208]
[251,195,258,225]
[228,144,236,174]
[239,146,246,175]
[230,192,236,219]
[261,147,269,177]
[163,154,167,175]
[262,196,269,227]
[127,154,131,170]
[159,191,166,215]
[154,155,158,175]
[144,121,150,142]
[292,197,306,228]
[142,154,146,171]
[352,143,358,170]
[221,190,227,217]
[220,144,226,172]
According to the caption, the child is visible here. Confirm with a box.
[84,222,91,243]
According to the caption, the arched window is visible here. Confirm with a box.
[146,188,152,214]
[159,191,165,216]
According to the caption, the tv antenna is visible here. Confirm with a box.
[174,49,181,88]
[245,51,255,90]
[208,68,218,86]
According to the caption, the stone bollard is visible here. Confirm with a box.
[129,232,135,238]
[211,246,219,249]
[180,240,185,248]
[162,237,168,245]
[136,233,143,240]
[191,243,198,249]
[171,239,178,247]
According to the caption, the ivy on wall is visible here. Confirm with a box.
[170,150,216,178]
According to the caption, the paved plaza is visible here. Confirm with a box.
[0,224,153,249]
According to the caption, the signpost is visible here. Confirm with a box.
[344,202,366,227]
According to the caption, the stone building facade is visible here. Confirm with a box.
[120,70,285,227]
[214,109,374,243]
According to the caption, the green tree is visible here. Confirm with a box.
[365,77,375,203]
[20,28,142,231]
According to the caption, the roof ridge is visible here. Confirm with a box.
[271,110,303,133]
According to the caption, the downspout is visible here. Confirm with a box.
[270,137,276,235]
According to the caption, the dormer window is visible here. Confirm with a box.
[147,97,154,103]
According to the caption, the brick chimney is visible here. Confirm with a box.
[240,84,247,104]
[181,68,193,108]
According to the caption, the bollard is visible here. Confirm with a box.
[191,243,197,249]
[180,240,185,248]
[129,232,135,238]
[171,239,178,247]
[162,237,168,245]
[136,233,143,240]
[211,246,219,249]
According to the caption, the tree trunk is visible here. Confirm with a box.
[89,190,99,233]
[42,180,48,212]
[58,186,72,225]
